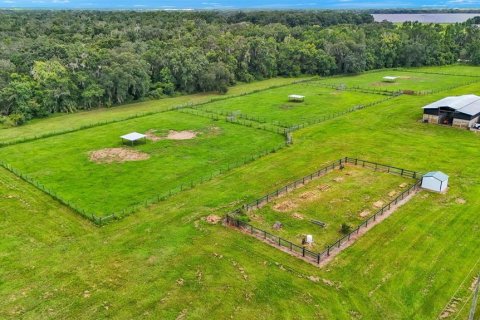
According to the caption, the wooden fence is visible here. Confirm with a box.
[0,77,317,148]
[0,142,287,226]
[225,157,422,265]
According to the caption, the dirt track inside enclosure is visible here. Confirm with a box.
[89,148,150,164]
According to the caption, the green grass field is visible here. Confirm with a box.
[319,69,479,93]
[0,111,284,215]
[404,64,480,77]
[1,65,479,319]
[0,77,307,145]
[201,83,383,127]
[246,166,413,251]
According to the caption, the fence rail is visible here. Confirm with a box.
[0,77,317,148]
[225,156,422,265]
[0,142,287,226]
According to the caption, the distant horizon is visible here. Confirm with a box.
[1,0,480,10]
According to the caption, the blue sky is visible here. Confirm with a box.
[1,0,480,9]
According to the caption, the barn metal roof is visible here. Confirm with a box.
[423,171,449,182]
[422,95,480,116]
[120,132,146,141]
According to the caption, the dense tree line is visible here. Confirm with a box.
[0,10,479,125]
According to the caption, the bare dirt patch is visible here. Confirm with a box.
[89,148,150,164]
[145,129,162,142]
[455,198,466,205]
[166,130,197,140]
[373,200,385,209]
[299,191,318,201]
[318,184,331,191]
[359,209,371,218]
[388,191,398,197]
[273,200,297,212]
[205,214,222,224]
[292,212,304,220]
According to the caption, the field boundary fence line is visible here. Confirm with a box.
[313,82,402,96]
[0,142,287,226]
[190,94,397,133]
[0,77,317,148]
[225,156,422,266]
[394,67,480,78]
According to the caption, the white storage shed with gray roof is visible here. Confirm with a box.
[422,94,480,129]
[421,171,449,192]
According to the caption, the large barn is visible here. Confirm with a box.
[422,94,480,129]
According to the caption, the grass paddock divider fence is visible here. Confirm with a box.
[225,156,422,265]
[0,77,317,148]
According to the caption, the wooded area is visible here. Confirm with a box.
[0,10,479,125]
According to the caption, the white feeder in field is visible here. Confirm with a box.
[305,234,313,244]
[288,94,305,102]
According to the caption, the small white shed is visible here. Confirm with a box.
[421,171,449,192]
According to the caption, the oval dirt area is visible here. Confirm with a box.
[89,148,150,164]
[166,130,197,140]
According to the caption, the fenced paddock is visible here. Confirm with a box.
[195,85,385,128]
[225,157,422,266]
[0,111,286,221]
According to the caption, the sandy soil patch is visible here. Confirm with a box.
[166,130,197,140]
[318,184,331,191]
[273,200,297,212]
[292,212,304,220]
[388,191,398,197]
[359,209,371,218]
[455,198,466,205]
[205,214,222,224]
[373,200,385,209]
[333,177,344,182]
[399,183,408,188]
[89,148,150,164]
[299,191,318,201]
[145,129,162,142]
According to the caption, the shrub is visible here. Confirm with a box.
[340,223,352,235]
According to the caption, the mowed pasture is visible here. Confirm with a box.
[404,65,480,77]
[0,111,284,215]
[0,77,306,145]
[200,84,384,127]
[318,69,478,93]
[1,66,480,319]
[245,166,413,251]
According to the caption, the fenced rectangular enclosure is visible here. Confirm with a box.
[0,111,285,220]
[225,157,422,265]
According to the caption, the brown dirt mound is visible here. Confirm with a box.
[205,215,222,224]
[89,148,150,164]
[292,213,304,220]
[359,209,371,218]
[373,200,384,209]
[273,200,297,212]
[318,184,330,191]
[299,191,318,200]
[167,130,197,140]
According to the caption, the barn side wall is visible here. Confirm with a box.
[423,114,439,124]
[452,116,479,129]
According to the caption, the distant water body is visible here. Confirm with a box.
[373,13,480,23]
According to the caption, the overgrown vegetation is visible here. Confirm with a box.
[1,10,480,124]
